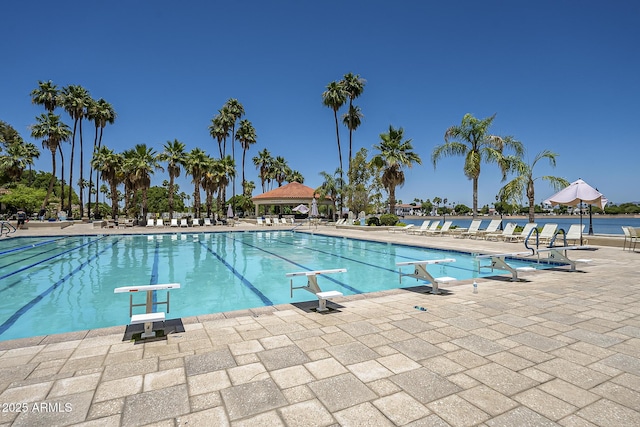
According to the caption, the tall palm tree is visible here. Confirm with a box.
[341,73,366,173]
[61,85,91,217]
[317,169,342,221]
[0,140,29,181]
[252,148,273,193]
[235,119,257,195]
[216,155,235,212]
[185,148,209,218]
[271,156,290,187]
[30,80,60,112]
[287,170,304,184]
[91,146,123,219]
[371,125,422,215]
[86,98,116,218]
[322,81,347,187]
[225,99,245,208]
[342,104,364,176]
[30,112,71,209]
[432,113,524,218]
[202,157,222,218]
[208,114,228,158]
[158,139,186,220]
[123,144,162,220]
[499,150,569,223]
[243,180,255,197]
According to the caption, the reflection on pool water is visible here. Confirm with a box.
[0,231,550,341]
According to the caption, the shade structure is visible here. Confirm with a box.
[544,178,607,245]
[292,204,310,214]
[310,198,319,217]
[227,205,234,218]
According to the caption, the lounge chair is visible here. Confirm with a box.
[408,220,431,235]
[425,220,452,236]
[204,218,212,226]
[459,220,483,238]
[475,219,502,239]
[256,218,264,226]
[563,224,586,245]
[289,218,296,225]
[486,222,517,241]
[146,219,155,227]
[388,224,415,233]
[180,218,188,227]
[265,217,273,226]
[537,223,558,245]
[335,218,345,226]
[505,222,537,243]
[421,221,440,235]
[192,218,201,227]
[170,218,179,227]
[622,226,638,251]
[156,219,164,227]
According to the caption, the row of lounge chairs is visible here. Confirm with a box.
[256,217,295,226]
[146,218,216,227]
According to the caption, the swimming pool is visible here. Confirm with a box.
[0,231,547,341]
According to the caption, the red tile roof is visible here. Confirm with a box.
[252,182,326,200]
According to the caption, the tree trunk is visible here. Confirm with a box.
[472,178,479,218]
[68,118,78,217]
[88,125,98,219]
[79,118,85,218]
[110,181,118,219]
[42,146,57,209]
[168,175,175,219]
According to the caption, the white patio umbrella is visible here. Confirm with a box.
[543,178,607,245]
[227,205,234,218]
[292,204,310,214]
[310,198,319,217]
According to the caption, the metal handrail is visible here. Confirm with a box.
[1,221,17,236]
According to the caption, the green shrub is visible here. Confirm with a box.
[379,214,399,226]
[366,217,380,226]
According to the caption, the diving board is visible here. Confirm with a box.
[476,251,536,281]
[536,246,593,271]
[286,268,346,312]
[114,283,181,338]
[396,259,456,294]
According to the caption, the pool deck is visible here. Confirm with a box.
[1,222,639,426]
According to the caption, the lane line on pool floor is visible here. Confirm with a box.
[0,236,67,256]
[0,238,85,271]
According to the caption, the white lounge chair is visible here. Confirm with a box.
[256,218,264,226]
[192,218,201,227]
[537,223,558,245]
[563,224,586,245]
[507,222,538,243]
[408,220,431,235]
[146,219,155,227]
[170,218,179,227]
[476,219,502,239]
[421,221,441,235]
[265,217,273,226]
[289,218,296,225]
[426,220,452,236]
[335,218,345,226]
[459,220,483,238]
[180,218,188,227]
[622,226,638,251]
[156,219,164,227]
[204,218,212,226]
[388,224,415,233]
[486,222,517,241]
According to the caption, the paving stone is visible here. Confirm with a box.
[49,372,101,397]
[562,328,623,348]
[466,363,539,396]
[176,406,229,426]
[270,365,314,389]
[305,357,349,379]
[509,332,566,352]
[591,381,640,411]
[600,353,640,376]
[102,357,158,381]
[577,398,640,427]
[459,385,519,416]
[390,338,445,361]
[373,391,430,425]
[338,320,382,336]
[537,358,610,389]
[143,367,186,391]
[538,379,599,408]
[187,370,230,395]
[184,348,236,376]
[485,406,558,427]
[347,359,393,382]
[230,410,285,427]
[278,399,335,427]
[514,388,577,421]
[94,376,143,402]
[257,345,310,370]
[121,384,190,426]
[325,341,379,365]
[333,402,395,426]
[12,390,93,427]
[308,373,377,412]
[451,335,508,356]
[391,317,435,334]
[427,394,491,426]
[390,367,461,404]
[377,353,422,374]
[221,378,287,420]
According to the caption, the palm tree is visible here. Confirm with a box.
[123,144,162,220]
[252,148,273,193]
[208,114,228,158]
[499,150,570,223]
[216,155,235,212]
[86,98,116,217]
[185,148,209,218]
[225,99,245,208]
[158,139,186,219]
[322,81,347,187]
[432,113,524,218]
[341,73,366,173]
[30,80,60,112]
[271,156,290,187]
[317,169,342,221]
[243,180,255,197]
[371,125,422,215]
[287,170,304,184]
[235,119,257,195]
[30,112,71,209]
[61,85,91,217]
[342,104,364,178]
[92,146,123,219]
[201,157,220,218]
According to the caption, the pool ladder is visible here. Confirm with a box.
[1,221,17,237]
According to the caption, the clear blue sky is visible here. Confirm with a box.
[2,1,639,208]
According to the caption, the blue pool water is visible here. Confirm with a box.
[0,231,549,341]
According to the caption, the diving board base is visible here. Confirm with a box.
[130,312,165,339]
[287,268,347,312]
[315,291,344,312]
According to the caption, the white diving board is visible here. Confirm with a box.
[396,259,456,294]
[536,246,593,271]
[114,283,180,338]
[286,268,346,312]
[475,251,536,281]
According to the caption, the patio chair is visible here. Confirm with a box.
[156,218,164,227]
[459,219,483,238]
[388,224,415,233]
[204,218,212,226]
[425,220,452,236]
[170,218,179,227]
[180,218,188,227]
[265,217,273,226]
[537,223,558,245]
[563,224,586,245]
[408,220,431,235]
[507,222,537,243]
[486,222,517,241]
[475,219,502,239]
[256,218,264,226]
[192,218,201,227]
[146,219,155,227]
[623,226,638,251]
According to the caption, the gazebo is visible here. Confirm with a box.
[251,182,333,217]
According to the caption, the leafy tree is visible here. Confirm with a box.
[271,156,290,187]
[235,119,257,195]
[0,184,47,213]
[253,148,273,193]
[123,144,163,220]
[371,125,421,215]
[432,113,524,218]
[158,139,186,219]
[185,148,209,218]
[345,148,374,214]
[86,98,116,218]
[317,168,343,220]
[92,146,123,218]
[30,80,60,112]
[499,150,569,223]
[287,170,304,184]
